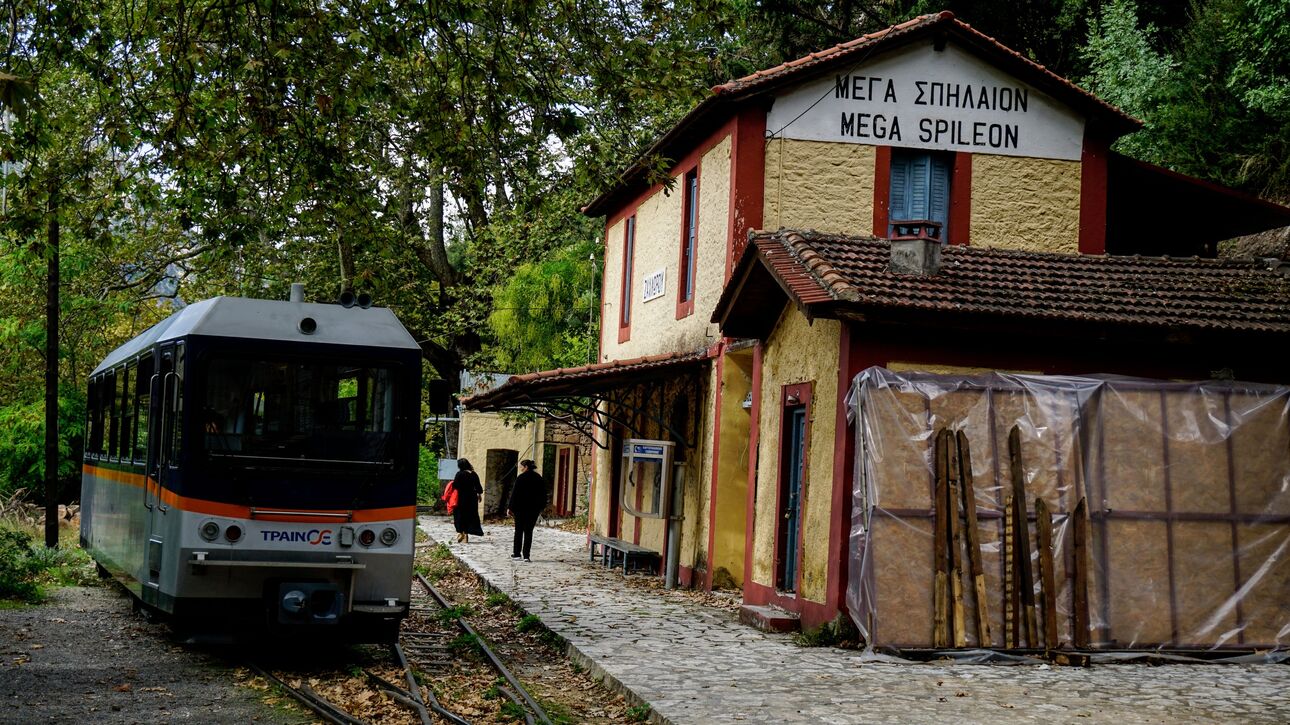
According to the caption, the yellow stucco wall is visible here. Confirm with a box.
[456,411,542,517]
[763,138,876,234]
[760,138,1083,255]
[712,349,754,587]
[970,154,1082,253]
[591,419,613,536]
[751,306,841,603]
[690,362,720,573]
[600,134,731,362]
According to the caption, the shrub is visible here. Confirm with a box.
[515,613,544,633]
[0,393,85,502]
[0,527,41,601]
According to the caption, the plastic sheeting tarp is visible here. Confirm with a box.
[846,367,1289,651]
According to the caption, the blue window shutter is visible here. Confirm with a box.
[908,153,931,219]
[889,154,911,225]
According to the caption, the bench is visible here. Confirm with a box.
[589,534,660,575]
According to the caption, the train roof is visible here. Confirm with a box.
[91,296,421,375]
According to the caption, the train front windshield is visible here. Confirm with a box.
[203,356,399,466]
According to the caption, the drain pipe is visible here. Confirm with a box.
[664,462,684,589]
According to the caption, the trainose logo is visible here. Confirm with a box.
[262,529,332,545]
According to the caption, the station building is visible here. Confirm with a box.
[466,12,1290,649]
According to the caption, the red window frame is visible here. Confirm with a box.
[618,215,636,344]
[676,168,698,319]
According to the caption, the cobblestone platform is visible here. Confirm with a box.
[419,517,1288,724]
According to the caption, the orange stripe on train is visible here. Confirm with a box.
[83,464,413,523]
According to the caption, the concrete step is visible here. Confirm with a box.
[739,603,800,633]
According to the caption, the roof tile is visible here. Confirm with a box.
[746,230,1290,335]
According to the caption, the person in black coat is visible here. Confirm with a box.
[508,459,547,561]
[450,458,484,542]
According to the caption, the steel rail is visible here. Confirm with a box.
[414,573,553,725]
[393,641,469,725]
[246,662,365,725]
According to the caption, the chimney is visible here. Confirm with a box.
[889,237,942,276]
[289,283,305,303]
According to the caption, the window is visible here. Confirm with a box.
[202,355,399,465]
[678,169,698,317]
[134,356,153,461]
[119,363,135,460]
[104,370,118,458]
[889,149,952,239]
[86,378,104,458]
[619,215,635,337]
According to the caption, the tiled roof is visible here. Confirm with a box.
[462,350,711,411]
[727,229,1290,335]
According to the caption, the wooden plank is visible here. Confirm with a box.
[1035,497,1059,649]
[1003,493,1016,648]
[947,432,966,648]
[1072,496,1091,648]
[1009,425,1039,647]
[933,429,950,648]
[956,430,992,647]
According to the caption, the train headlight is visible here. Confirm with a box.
[225,524,244,543]
[379,527,398,546]
[199,521,221,542]
[358,529,376,546]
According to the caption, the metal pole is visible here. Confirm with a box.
[665,462,683,589]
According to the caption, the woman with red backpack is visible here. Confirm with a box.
[443,458,484,543]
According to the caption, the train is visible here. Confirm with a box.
[79,288,422,642]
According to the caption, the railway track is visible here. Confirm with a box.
[246,574,551,725]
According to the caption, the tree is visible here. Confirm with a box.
[488,234,602,374]
[1081,0,1290,198]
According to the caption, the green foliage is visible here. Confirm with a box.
[421,561,454,583]
[447,632,482,656]
[0,391,85,501]
[433,603,474,625]
[515,613,545,634]
[1081,0,1290,196]
[0,527,41,601]
[1081,1,1176,158]
[499,700,528,721]
[0,522,92,601]
[488,238,602,373]
[417,446,441,505]
[485,590,511,608]
[626,703,651,722]
[428,542,453,561]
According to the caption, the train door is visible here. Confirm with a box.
[143,342,182,605]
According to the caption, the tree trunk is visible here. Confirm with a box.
[338,237,355,295]
[418,177,457,288]
[44,181,60,549]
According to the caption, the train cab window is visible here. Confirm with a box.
[203,355,398,466]
[168,346,184,465]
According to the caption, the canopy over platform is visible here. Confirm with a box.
[461,351,711,449]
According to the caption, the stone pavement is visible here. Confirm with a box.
[419,517,1289,724]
